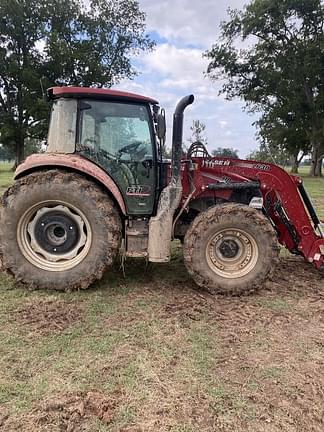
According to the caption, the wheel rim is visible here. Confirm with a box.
[206,228,259,279]
[17,200,92,272]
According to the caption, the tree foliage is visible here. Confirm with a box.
[246,142,290,166]
[205,0,324,176]
[256,108,311,172]
[0,0,154,164]
[212,147,239,159]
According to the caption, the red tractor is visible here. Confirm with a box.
[1,87,323,294]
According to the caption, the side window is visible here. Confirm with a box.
[79,101,153,161]
[99,110,152,161]
[80,112,96,151]
[47,99,77,153]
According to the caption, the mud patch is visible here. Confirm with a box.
[0,406,9,429]
[1,390,121,431]
[270,256,323,295]
[12,298,83,335]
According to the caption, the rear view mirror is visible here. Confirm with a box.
[157,109,166,140]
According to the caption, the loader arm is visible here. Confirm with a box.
[189,157,324,270]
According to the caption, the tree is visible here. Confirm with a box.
[205,0,324,176]
[256,108,311,173]
[246,143,290,166]
[246,147,270,163]
[212,147,239,158]
[0,0,154,165]
[188,119,207,145]
[0,143,15,161]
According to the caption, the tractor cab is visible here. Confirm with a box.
[46,87,166,215]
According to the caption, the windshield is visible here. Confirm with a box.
[47,99,77,153]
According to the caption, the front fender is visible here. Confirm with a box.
[15,153,127,215]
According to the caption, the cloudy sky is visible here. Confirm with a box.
[116,0,257,157]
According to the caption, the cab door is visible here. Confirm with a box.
[78,100,156,215]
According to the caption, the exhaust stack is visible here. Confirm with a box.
[171,95,195,181]
[148,95,194,262]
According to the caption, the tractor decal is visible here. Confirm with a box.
[202,159,231,168]
[126,185,151,196]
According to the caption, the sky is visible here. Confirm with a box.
[115,0,257,158]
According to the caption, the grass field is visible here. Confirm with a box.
[0,163,323,431]
[297,166,324,218]
[0,162,14,196]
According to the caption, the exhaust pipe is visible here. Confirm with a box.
[148,95,194,263]
[171,95,195,181]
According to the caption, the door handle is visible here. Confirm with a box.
[142,159,153,177]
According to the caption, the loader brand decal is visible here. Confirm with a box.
[253,163,271,171]
[126,185,151,196]
[202,160,231,168]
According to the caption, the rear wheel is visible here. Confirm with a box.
[0,170,122,290]
[183,203,279,295]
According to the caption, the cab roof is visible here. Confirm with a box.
[47,86,159,105]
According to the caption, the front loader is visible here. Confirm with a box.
[1,86,323,295]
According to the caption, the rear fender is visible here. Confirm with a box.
[14,153,127,215]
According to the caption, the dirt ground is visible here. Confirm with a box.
[11,298,84,336]
[0,251,323,432]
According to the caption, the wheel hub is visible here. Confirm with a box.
[33,211,78,251]
[219,239,240,259]
[206,228,259,279]
[27,205,87,262]
[46,225,68,246]
[17,201,92,272]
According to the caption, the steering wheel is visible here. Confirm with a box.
[79,140,117,161]
[118,141,142,156]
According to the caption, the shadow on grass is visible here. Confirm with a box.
[92,240,193,295]
[0,241,193,301]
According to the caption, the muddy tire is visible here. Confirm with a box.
[0,170,122,291]
[183,203,279,295]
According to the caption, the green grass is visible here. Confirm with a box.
[301,176,324,219]
[254,297,291,312]
[0,162,14,195]
[284,165,324,219]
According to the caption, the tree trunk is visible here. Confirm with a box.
[16,80,25,168]
[15,138,25,168]
[290,154,299,174]
[310,142,324,176]
[310,145,319,176]
[315,157,323,177]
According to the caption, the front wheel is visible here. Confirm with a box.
[0,170,122,290]
[183,203,279,295]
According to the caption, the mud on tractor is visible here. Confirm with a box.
[1,87,324,294]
